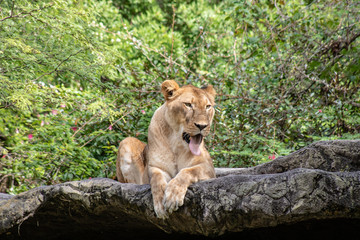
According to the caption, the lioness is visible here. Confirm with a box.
[116,80,216,218]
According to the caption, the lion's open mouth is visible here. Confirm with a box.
[182,132,203,156]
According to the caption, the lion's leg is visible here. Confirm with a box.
[148,166,171,219]
[116,137,148,184]
[163,162,215,214]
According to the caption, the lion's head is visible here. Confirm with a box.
[161,80,216,156]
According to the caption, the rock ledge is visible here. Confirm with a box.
[1,140,360,239]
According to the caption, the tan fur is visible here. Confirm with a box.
[116,80,216,218]
[116,137,148,184]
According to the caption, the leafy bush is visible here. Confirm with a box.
[0,0,359,194]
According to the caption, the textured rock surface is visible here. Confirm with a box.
[215,139,360,176]
[1,140,360,239]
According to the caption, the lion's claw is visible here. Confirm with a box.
[154,200,168,219]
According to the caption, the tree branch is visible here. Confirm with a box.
[0,2,54,22]
[32,49,83,82]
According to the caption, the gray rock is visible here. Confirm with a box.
[1,140,360,239]
[0,193,13,203]
[215,139,360,176]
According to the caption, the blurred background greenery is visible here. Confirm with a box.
[0,0,359,194]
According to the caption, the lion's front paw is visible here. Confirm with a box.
[154,198,168,219]
[163,179,187,214]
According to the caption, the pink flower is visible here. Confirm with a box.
[141,110,146,114]
[41,120,45,127]
[15,128,19,134]
[1,155,6,158]
[60,104,66,108]
[71,127,78,131]
[89,177,92,179]
[318,109,322,113]
[108,125,113,130]
[268,154,276,160]
[52,110,58,115]
[28,134,33,140]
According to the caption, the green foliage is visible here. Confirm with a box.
[0,0,359,194]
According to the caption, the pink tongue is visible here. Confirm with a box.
[189,135,203,156]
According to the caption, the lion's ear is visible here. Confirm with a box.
[201,85,216,98]
[161,80,180,101]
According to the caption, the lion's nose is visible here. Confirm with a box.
[195,123,208,131]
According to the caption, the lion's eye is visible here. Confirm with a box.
[206,105,212,110]
[184,103,192,108]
